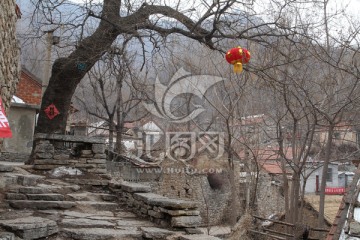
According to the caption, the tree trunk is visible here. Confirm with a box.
[35,3,120,134]
[108,119,115,151]
[299,177,307,223]
[318,124,334,228]
[281,157,290,232]
[290,173,300,224]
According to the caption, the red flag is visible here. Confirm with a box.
[0,98,12,138]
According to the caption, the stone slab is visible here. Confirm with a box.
[61,218,115,228]
[35,152,54,159]
[141,227,176,239]
[100,193,117,202]
[0,216,58,239]
[0,164,14,172]
[114,211,138,218]
[87,168,107,174]
[0,232,15,240]
[116,219,155,227]
[34,159,69,165]
[133,192,167,202]
[34,143,54,153]
[62,228,141,240]
[86,159,106,164]
[92,144,105,154]
[171,216,202,228]
[75,201,118,211]
[37,183,81,192]
[148,198,198,210]
[16,174,45,186]
[67,192,90,201]
[53,154,70,160]
[18,187,51,194]
[65,179,109,186]
[148,210,164,219]
[179,235,222,240]
[94,153,106,158]
[33,164,64,170]
[159,207,200,216]
[63,210,114,218]
[35,133,105,144]
[27,194,64,201]
[5,193,27,200]
[8,200,76,210]
[121,182,151,193]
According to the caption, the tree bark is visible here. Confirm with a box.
[318,124,334,228]
[35,0,217,135]
[36,21,119,134]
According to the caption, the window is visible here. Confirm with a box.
[333,132,340,139]
[326,168,333,182]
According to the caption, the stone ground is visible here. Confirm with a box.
[0,162,229,240]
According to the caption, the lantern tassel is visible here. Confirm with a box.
[233,62,243,73]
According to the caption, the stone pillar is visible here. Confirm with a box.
[0,0,20,112]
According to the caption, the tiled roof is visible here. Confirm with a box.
[327,168,360,239]
[261,163,286,174]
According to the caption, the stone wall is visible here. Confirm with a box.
[32,134,107,174]
[0,0,20,111]
[149,160,239,226]
[256,174,285,218]
[111,181,202,229]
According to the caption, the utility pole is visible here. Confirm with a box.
[42,30,59,97]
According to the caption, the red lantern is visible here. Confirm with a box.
[225,46,251,73]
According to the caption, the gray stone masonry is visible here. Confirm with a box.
[0,216,58,240]
[0,0,20,112]
[33,134,107,174]
[111,181,202,229]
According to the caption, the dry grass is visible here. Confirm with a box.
[227,213,253,240]
[305,194,343,223]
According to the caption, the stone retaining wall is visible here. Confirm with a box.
[32,134,107,174]
[110,181,202,229]
[0,0,20,112]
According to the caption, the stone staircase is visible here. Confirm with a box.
[0,163,224,240]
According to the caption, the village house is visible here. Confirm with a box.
[0,67,41,161]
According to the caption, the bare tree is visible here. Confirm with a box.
[74,49,148,152]
[27,0,303,135]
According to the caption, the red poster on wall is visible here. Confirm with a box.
[0,98,12,138]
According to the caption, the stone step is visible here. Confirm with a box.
[18,186,52,194]
[16,174,45,186]
[179,235,222,240]
[65,178,109,186]
[141,227,178,239]
[75,201,118,211]
[0,232,15,240]
[171,216,202,228]
[0,216,58,240]
[5,193,27,200]
[8,200,76,210]
[133,193,198,210]
[98,193,117,202]
[61,228,142,240]
[0,164,14,172]
[27,193,65,201]
[120,181,151,193]
[60,218,116,228]
[67,192,116,202]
